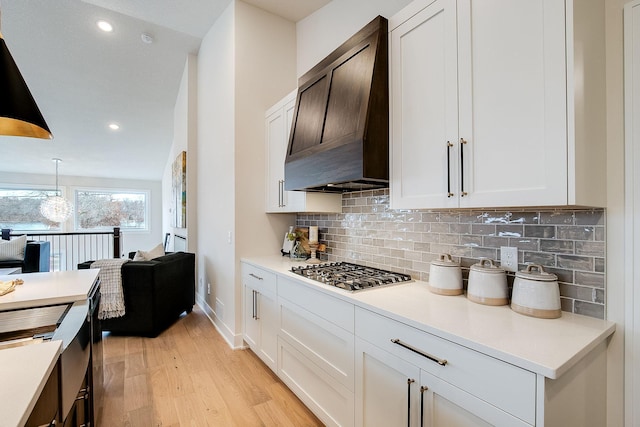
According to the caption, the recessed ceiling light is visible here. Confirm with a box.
[97,20,113,32]
[108,123,120,130]
[141,33,154,44]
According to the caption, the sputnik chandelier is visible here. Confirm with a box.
[40,158,73,223]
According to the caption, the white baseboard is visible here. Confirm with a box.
[196,295,245,350]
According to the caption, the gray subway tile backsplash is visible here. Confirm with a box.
[557,225,596,241]
[524,225,556,238]
[297,189,606,319]
[540,239,574,254]
[575,271,605,288]
[575,210,605,226]
[575,241,605,256]
[539,211,575,224]
[557,254,594,271]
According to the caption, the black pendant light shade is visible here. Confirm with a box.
[0,31,52,139]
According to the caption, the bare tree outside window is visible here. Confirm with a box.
[0,189,62,230]
[75,190,147,230]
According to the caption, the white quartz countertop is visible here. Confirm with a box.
[242,256,616,379]
[0,340,61,427]
[0,269,99,311]
[0,270,98,426]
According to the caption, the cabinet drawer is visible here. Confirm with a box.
[355,308,536,425]
[280,298,354,391]
[278,337,354,427]
[241,263,276,295]
[278,276,354,333]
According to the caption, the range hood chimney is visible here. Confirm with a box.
[284,16,388,193]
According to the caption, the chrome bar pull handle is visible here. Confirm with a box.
[249,273,263,280]
[460,138,468,197]
[254,291,259,320]
[282,180,286,207]
[277,180,282,207]
[280,180,285,207]
[407,378,415,427]
[391,338,448,366]
[252,290,258,320]
[251,290,255,319]
[446,142,454,197]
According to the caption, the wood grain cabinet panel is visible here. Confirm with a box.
[284,16,389,192]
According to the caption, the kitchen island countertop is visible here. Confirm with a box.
[242,255,616,379]
[0,269,99,311]
[0,341,62,427]
[0,269,99,426]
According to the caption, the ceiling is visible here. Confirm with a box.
[0,0,330,181]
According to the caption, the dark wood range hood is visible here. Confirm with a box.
[284,16,389,193]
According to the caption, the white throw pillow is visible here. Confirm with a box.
[0,235,28,261]
[133,243,165,261]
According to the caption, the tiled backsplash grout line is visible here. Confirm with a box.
[297,188,606,319]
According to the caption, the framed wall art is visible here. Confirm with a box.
[172,151,187,228]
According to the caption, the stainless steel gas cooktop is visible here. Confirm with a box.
[290,262,412,292]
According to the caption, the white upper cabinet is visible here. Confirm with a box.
[390,0,606,209]
[390,0,459,210]
[265,90,342,213]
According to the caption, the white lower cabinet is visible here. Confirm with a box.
[356,337,421,426]
[355,307,535,426]
[241,263,278,372]
[241,261,610,426]
[278,337,354,427]
[356,338,531,427]
[276,276,355,426]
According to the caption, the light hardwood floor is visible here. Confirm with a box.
[100,306,323,426]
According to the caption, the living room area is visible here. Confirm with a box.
[0,0,330,347]
[0,0,335,424]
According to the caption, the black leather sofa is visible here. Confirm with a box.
[0,241,51,273]
[79,251,195,337]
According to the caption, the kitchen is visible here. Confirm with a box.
[0,0,635,425]
[241,1,615,424]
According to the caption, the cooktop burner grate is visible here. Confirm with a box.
[290,262,412,291]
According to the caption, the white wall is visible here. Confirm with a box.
[234,1,298,338]
[197,1,237,341]
[0,171,162,257]
[605,0,626,425]
[194,0,297,346]
[163,54,198,254]
[296,0,412,77]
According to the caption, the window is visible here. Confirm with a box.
[0,188,62,231]
[75,189,148,231]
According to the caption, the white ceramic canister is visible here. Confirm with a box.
[428,253,463,296]
[511,264,561,319]
[467,258,508,306]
